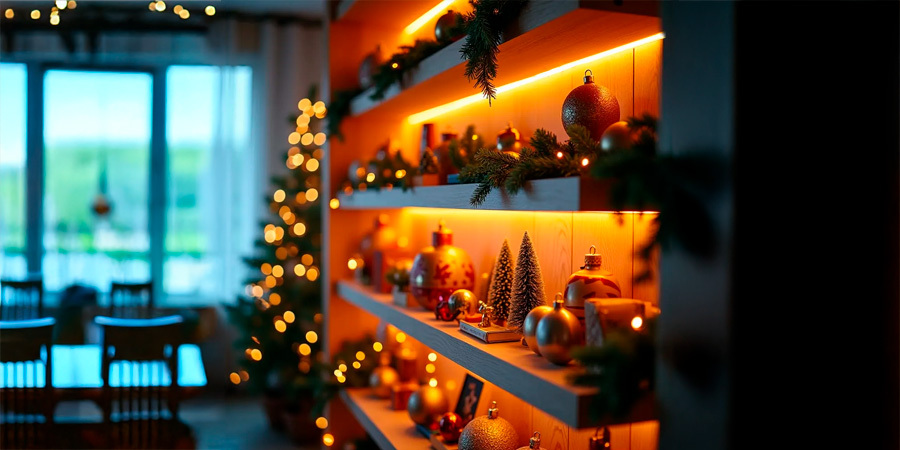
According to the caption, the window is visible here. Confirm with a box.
[0,63,28,279]
[3,63,255,304]
[43,70,153,292]
[164,65,253,300]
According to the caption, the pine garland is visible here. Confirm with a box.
[487,239,514,325]
[370,39,448,101]
[508,231,546,331]
[460,0,529,104]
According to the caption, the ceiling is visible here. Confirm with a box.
[1,0,325,20]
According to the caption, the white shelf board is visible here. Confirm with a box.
[336,280,620,428]
[340,388,435,450]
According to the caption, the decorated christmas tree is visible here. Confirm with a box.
[224,88,329,420]
[508,231,547,331]
[488,239,514,326]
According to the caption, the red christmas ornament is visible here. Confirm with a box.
[435,10,464,43]
[409,220,475,310]
[439,412,464,443]
[562,69,620,141]
[434,299,459,321]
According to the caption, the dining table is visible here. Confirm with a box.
[0,343,207,403]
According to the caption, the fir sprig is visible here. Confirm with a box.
[460,0,529,104]
[458,148,520,205]
[370,39,447,101]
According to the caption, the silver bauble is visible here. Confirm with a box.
[536,298,584,366]
[523,305,554,355]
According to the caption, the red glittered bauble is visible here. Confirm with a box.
[562,69,620,141]
[435,10,465,43]
[409,221,475,310]
[439,412,464,443]
[434,300,459,321]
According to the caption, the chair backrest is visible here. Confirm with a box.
[0,317,56,449]
[94,314,184,448]
[0,279,44,320]
[109,282,154,319]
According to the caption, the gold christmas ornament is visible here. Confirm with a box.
[522,304,554,355]
[536,295,584,366]
[448,289,478,317]
[369,365,399,399]
[409,220,475,310]
[517,432,546,450]
[407,385,450,429]
[563,246,621,319]
[600,121,638,152]
[562,69,620,141]
[458,401,519,450]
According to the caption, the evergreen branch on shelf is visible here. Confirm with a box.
[569,318,657,422]
[327,87,364,141]
[458,147,520,205]
[460,0,528,104]
[370,39,447,101]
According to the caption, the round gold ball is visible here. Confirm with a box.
[407,385,449,428]
[536,303,584,366]
[369,365,399,399]
[599,120,637,152]
[458,414,519,450]
[523,305,554,355]
[448,289,477,316]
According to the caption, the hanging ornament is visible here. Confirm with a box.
[457,401,519,450]
[435,10,465,43]
[496,122,522,156]
[91,193,112,217]
[358,45,384,89]
[369,364,400,399]
[536,294,584,366]
[600,120,638,152]
[563,245,621,319]
[562,69,620,141]
[588,426,611,450]
[409,220,475,310]
[517,432,546,450]
[438,412,464,443]
[522,303,554,355]
[407,385,450,430]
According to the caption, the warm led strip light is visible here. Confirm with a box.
[404,0,456,35]
[408,32,665,124]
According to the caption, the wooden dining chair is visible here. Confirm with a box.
[94,314,193,449]
[0,317,56,449]
[0,279,44,320]
[109,282,154,319]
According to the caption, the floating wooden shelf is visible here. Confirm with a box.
[348,0,660,118]
[336,0,439,28]
[337,176,647,212]
[340,388,434,450]
[337,280,656,428]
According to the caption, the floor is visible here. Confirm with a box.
[54,394,315,450]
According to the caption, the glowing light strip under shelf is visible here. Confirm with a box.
[404,0,455,35]
[408,32,665,124]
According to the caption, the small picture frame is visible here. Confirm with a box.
[455,374,484,424]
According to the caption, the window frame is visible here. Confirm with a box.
[10,60,255,306]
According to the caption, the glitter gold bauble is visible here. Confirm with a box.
[562,69,620,141]
[536,297,584,366]
[409,221,475,310]
[563,246,621,319]
[522,304,554,355]
[407,385,449,429]
[369,365,399,399]
[457,401,519,450]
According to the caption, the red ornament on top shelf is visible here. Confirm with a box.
[562,69,620,141]
[496,122,522,156]
[409,221,475,311]
[435,10,465,43]
[563,245,621,319]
